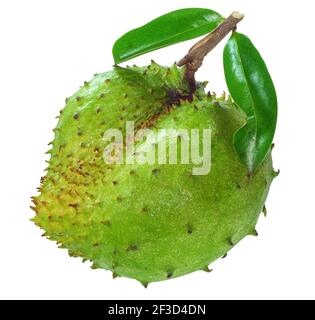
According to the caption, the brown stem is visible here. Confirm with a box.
[177,11,244,93]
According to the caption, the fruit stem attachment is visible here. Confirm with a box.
[177,11,244,93]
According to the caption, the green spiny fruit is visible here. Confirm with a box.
[32,62,275,285]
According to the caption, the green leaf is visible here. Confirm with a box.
[113,8,224,64]
[223,32,277,173]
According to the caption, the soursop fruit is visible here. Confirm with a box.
[32,62,276,285]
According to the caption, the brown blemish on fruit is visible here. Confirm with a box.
[127,244,138,252]
[101,220,111,226]
[69,203,79,209]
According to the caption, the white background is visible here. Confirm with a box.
[1,0,314,300]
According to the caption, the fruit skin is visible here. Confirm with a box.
[32,61,275,285]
